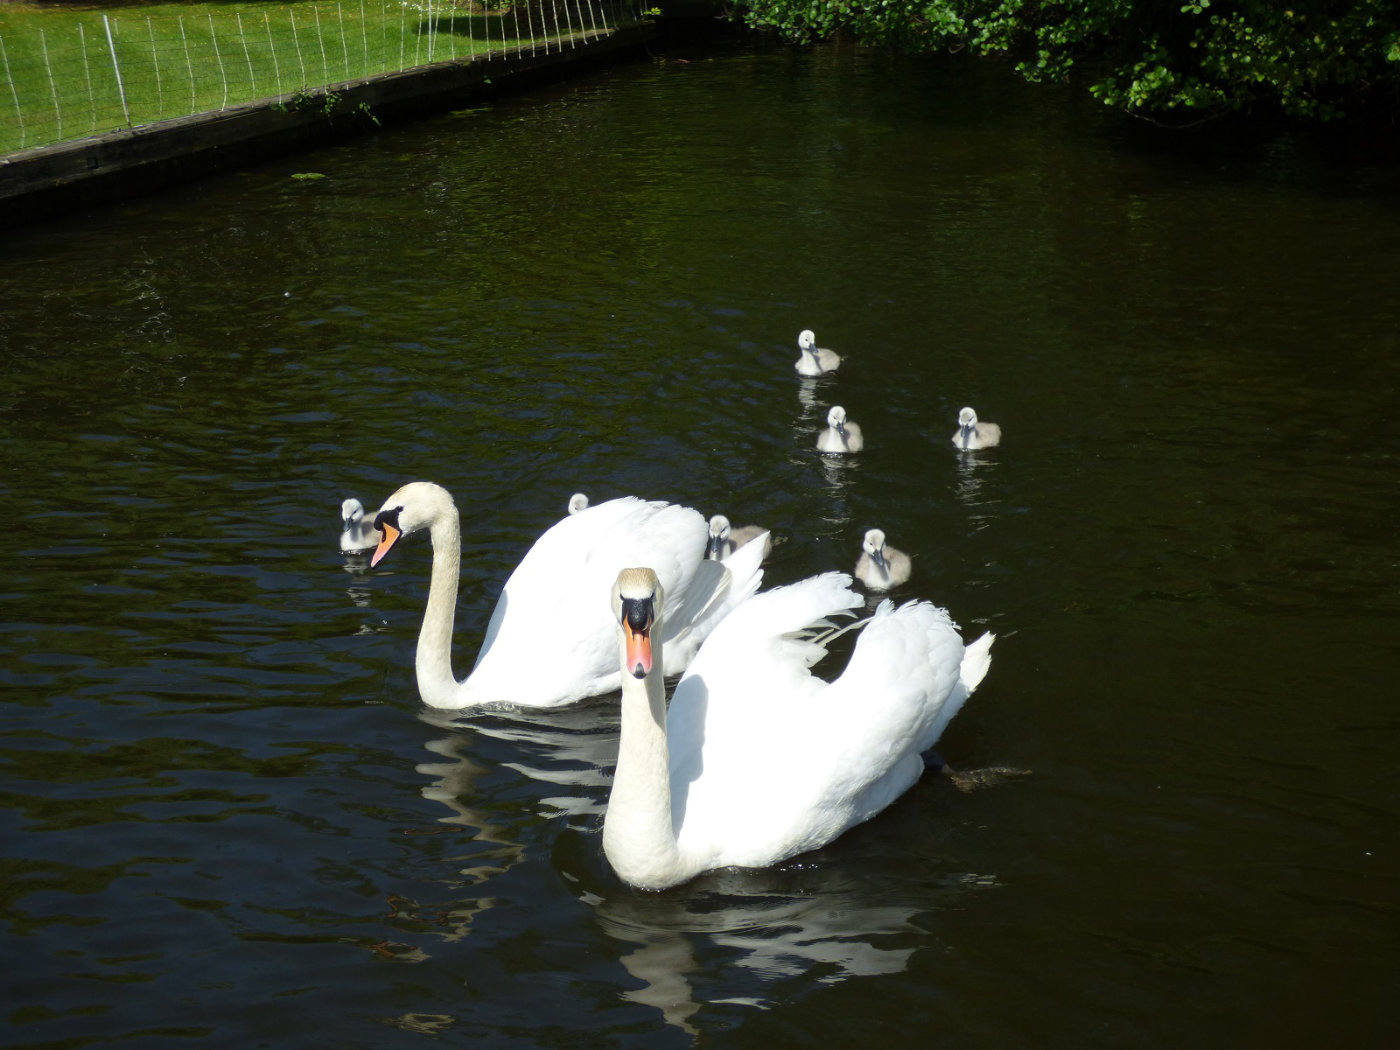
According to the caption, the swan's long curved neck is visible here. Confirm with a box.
[416,510,463,708]
[604,637,687,890]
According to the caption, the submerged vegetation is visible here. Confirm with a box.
[730,0,1400,123]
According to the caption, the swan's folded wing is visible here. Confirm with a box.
[667,573,863,831]
[661,530,767,660]
[468,497,706,703]
[822,600,971,768]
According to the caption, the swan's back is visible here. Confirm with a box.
[668,582,987,871]
[467,498,708,705]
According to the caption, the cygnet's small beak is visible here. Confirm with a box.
[960,424,973,448]
[370,520,401,568]
[873,549,888,571]
[706,534,724,560]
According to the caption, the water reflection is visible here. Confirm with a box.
[586,865,997,1033]
[953,449,1000,531]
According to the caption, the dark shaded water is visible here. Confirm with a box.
[2,42,1398,1049]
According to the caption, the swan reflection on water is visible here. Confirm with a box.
[410,704,1001,1033]
[581,857,1000,1034]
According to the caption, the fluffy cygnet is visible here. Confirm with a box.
[795,329,841,377]
[340,498,378,554]
[952,407,1001,450]
[706,514,773,562]
[855,528,911,591]
[817,405,864,453]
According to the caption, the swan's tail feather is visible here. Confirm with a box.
[959,632,995,695]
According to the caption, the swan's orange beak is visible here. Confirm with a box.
[624,621,652,679]
[370,521,400,568]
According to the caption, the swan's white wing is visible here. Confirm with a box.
[463,497,706,706]
[814,601,970,812]
[660,530,768,672]
[669,586,989,870]
[667,574,863,865]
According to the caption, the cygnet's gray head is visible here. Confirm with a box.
[958,407,978,428]
[798,329,816,350]
[341,498,364,526]
[706,514,731,559]
[827,405,848,431]
[862,528,888,566]
[568,493,589,515]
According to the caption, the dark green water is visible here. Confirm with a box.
[2,42,1397,1049]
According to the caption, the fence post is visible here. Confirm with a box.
[101,16,131,128]
[207,13,229,109]
[39,29,63,141]
[314,8,329,83]
[290,11,307,87]
[236,13,256,96]
[336,3,348,78]
[526,3,536,56]
[265,15,281,96]
[360,0,368,72]
[79,23,96,133]
[146,18,163,115]
[1,35,26,149]
[178,15,194,111]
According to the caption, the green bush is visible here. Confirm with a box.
[730,0,1400,122]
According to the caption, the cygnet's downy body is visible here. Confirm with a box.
[706,514,773,563]
[953,407,1001,450]
[817,405,864,453]
[795,329,841,377]
[340,498,378,554]
[855,528,911,591]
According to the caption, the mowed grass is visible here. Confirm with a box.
[0,0,613,154]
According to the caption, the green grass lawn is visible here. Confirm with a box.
[0,0,622,154]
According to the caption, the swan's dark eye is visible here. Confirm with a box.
[374,507,402,533]
[621,596,653,633]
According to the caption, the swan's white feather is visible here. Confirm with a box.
[462,497,756,708]
[663,577,993,874]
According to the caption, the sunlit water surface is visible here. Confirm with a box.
[1,41,1397,1049]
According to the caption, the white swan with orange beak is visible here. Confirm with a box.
[368,482,766,709]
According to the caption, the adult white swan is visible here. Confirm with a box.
[603,567,995,890]
[368,482,766,709]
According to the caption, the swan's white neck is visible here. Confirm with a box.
[603,635,689,891]
[415,508,463,708]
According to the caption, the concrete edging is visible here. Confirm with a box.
[0,24,657,229]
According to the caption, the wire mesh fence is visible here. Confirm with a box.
[0,0,649,155]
